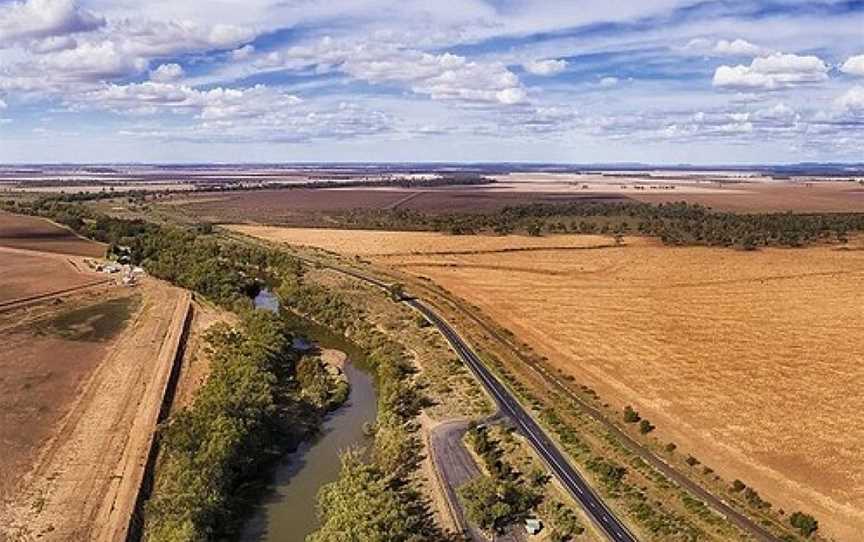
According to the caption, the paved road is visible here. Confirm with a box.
[407,299,638,542]
[306,263,635,541]
[298,258,784,542]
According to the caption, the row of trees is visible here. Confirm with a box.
[277,276,451,541]
[336,200,864,249]
[144,313,305,539]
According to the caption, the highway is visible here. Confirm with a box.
[406,298,638,542]
[307,262,637,541]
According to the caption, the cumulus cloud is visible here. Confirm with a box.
[713,53,829,90]
[150,63,184,82]
[599,76,619,87]
[523,58,567,76]
[840,54,864,77]
[713,39,766,56]
[0,0,104,45]
[276,38,528,105]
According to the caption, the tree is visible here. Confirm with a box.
[639,419,655,434]
[459,476,512,532]
[789,512,818,537]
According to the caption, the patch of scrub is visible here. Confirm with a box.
[40,295,139,342]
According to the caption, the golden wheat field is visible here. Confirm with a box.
[233,225,864,540]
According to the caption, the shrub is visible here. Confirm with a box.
[623,405,641,423]
[789,512,818,537]
[639,419,655,434]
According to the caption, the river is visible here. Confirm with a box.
[243,289,378,541]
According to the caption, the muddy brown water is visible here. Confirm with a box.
[243,290,377,542]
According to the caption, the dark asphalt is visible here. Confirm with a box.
[313,265,636,541]
[407,299,638,542]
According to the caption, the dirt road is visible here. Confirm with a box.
[0,280,190,541]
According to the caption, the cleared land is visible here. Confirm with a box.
[162,179,864,231]
[0,211,106,257]
[0,248,107,305]
[166,188,627,224]
[236,226,864,541]
[0,280,189,541]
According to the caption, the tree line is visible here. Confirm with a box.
[335,200,864,249]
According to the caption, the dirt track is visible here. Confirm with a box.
[0,280,190,541]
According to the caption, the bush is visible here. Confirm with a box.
[732,479,746,492]
[623,405,641,423]
[789,512,818,537]
[639,419,655,434]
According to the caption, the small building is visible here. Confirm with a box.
[525,518,543,535]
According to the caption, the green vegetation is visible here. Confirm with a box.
[623,405,641,423]
[311,450,437,542]
[789,512,819,537]
[144,312,305,539]
[459,425,541,534]
[277,272,450,541]
[336,200,864,249]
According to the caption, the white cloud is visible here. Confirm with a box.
[840,54,864,77]
[599,76,619,87]
[836,86,864,114]
[0,97,6,109]
[683,38,768,57]
[275,38,527,105]
[231,44,255,61]
[27,34,77,53]
[0,0,104,45]
[713,39,765,56]
[523,58,567,76]
[713,52,829,90]
[37,40,148,81]
[150,63,184,82]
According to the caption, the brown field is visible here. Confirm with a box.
[165,187,627,224]
[236,226,864,541]
[0,247,108,306]
[0,211,106,257]
[630,180,864,213]
[0,280,189,540]
[164,181,864,230]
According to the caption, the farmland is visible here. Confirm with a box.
[0,211,106,257]
[235,226,864,541]
[0,211,192,540]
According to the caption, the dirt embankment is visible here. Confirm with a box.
[0,280,191,541]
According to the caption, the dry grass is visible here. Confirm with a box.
[227,225,613,256]
[237,226,864,540]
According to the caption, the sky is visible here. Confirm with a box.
[0,0,862,164]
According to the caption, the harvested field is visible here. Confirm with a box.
[166,187,627,224]
[631,180,864,213]
[0,279,190,541]
[227,225,614,256]
[0,290,136,503]
[0,247,107,305]
[237,226,864,541]
[0,211,105,257]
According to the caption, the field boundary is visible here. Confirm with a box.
[0,278,115,313]
[99,290,192,542]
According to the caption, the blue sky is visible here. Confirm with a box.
[0,0,862,163]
